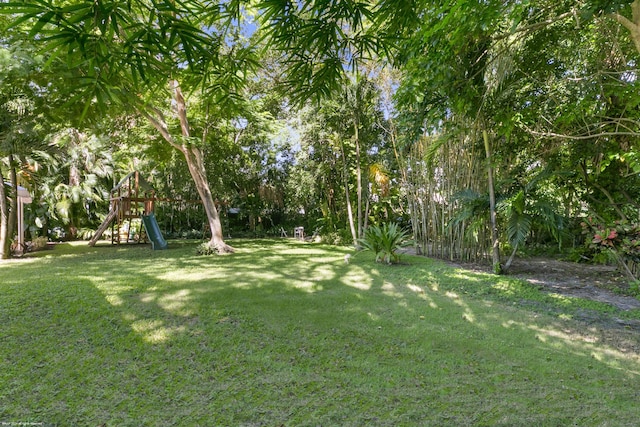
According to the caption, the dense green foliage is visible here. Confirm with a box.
[2,0,640,273]
[5,2,640,422]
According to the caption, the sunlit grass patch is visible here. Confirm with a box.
[1,239,640,425]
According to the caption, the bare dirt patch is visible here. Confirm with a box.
[472,257,640,312]
[403,249,640,349]
[400,248,640,312]
[447,257,640,353]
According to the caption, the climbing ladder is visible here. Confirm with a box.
[88,204,119,247]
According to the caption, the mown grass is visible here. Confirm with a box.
[2,239,640,426]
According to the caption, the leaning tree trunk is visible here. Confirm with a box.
[142,80,234,253]
[182,145,233,252]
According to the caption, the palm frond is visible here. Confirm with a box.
[530,199,570,243]
[506,211,532,248]
[449,189,489,229]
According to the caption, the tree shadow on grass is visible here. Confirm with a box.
[3,239,640,425]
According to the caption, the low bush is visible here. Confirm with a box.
[31,236,49,251]
[359,222,411,264]
[195,241,218,255]
[582,218,640,281]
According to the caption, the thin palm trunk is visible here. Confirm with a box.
[364,193,370,232]
[483,130,501,273]
[354,115,363,240]
[341,140,358,246]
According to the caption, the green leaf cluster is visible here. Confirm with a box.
[583,218,640,264]
[358,222,410,264]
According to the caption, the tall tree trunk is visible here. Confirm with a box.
[142,80,233,253]
[341,140,358,246]
[0,171,10,259]
[354,114,363,240]
[183,146,232,252]
[483,130,501,273]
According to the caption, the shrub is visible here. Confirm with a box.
[196,242,218,255]
[629,280,640,297]
[320,230,352,246]
[582,218,640,281]
[31,236,49,251]
[359,222,411,264]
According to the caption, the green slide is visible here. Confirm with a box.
[141,213,168,250]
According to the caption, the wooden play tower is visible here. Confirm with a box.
[89,171,156,246]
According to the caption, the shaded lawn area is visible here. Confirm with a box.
[1,239,640,426]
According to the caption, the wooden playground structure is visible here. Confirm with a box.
[88,171,157,247]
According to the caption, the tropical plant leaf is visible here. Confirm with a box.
[506,211,532,248]
[359,222,410,264]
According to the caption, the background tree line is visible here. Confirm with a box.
[2,0,640,276]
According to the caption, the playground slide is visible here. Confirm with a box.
[141,213,168,250]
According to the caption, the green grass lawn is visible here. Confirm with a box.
[2,239,640,426]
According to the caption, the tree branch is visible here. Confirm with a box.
[493,11,575,42]
[611,12,636,33]
[520,122,640,141]
[592,182,629,221]
[140,107,183,152]
[610,0,640,54]
[171,80,191,138]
